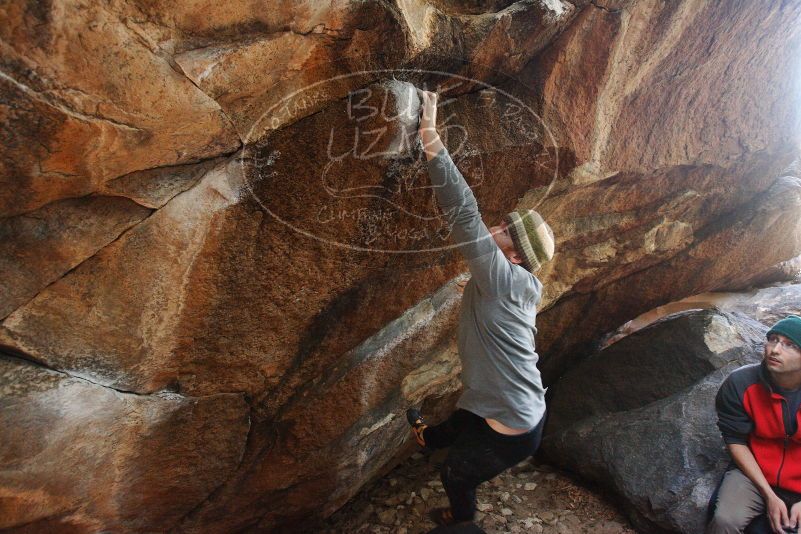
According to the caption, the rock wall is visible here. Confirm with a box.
[542,285,801,533]
[543,308,767,533]
[1,0,801,532]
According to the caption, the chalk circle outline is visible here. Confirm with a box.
[238,67,560,254]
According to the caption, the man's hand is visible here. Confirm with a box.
[416,88,444,161]
[789,501,801,532]
[766,492,791,533]
[417,89,438,133]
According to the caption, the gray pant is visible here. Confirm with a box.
[707,468,800,534]
[706,468,765,534]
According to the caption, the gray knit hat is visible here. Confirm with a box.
[503,209,555,273]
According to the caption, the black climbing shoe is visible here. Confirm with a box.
[406,408,427,447]
[406,408,424,426]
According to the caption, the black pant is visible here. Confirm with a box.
[423,409,545,521]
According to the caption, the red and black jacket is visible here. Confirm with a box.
[716,362,801,493]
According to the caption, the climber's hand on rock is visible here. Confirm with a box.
[416,89,438,131]
[416,88,445,161]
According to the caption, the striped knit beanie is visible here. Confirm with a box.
[503,209,555,273]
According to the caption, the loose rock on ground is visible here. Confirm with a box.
[323,450,636,534]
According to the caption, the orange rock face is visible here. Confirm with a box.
[0,357,250,532]
[1,0,800,532]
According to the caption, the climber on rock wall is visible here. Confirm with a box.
[708,315,801,534]
[404,88,555,532]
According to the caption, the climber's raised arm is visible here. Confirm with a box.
[417,88,528,298]
[417,90,494,257]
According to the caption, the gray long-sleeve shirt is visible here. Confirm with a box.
[427,148,546,429]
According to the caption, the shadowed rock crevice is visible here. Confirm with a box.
[0,345,253,401]
[0,347,152,397]
[0,150,244,321]
[100,154,237,209]
[168,404,255,532]
[588,0,624,14]
[426,0,520,16]
[0,196,152,320]
[0,156,246,395]
[0,67,147,132]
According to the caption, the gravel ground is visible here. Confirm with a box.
[322,447,637,534]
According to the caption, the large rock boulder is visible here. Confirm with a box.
[605,283,801,347]
[2,0,801,531]
[0,354,250,531]
[542,308,774,533]
[525,0,801,380]
[535,170,801,382]
[0,0,241,218]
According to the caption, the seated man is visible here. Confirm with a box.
[708,315,801,534]
[406,89,554,529]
